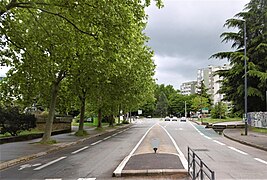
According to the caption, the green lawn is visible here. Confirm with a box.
[0,128,43,138]
[71,122,109,127]
[198,117,242,124]
[250,127,267,134]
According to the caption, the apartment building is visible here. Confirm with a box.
[180,81,197,95]
[197,64,230,104]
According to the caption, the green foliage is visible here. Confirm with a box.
[155,92,168,117]
[191,96,210,113]
[0,106,36,136]
[211,102,227,119]
[211,0,267,113]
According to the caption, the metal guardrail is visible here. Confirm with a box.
[188,147,215,180]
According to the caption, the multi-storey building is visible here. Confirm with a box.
[180,81,197,95]
[197,64,231,105]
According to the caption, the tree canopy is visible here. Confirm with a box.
[211,0,267,114]
[0,0,163,142]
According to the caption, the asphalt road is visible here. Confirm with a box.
[1,118,267,180]
[0,121,153,180]
[162,119,267,179]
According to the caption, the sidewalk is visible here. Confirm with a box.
[0,124,130,170]
[213,121,267,151]
[191,120,267,152]
[223,128,267,151]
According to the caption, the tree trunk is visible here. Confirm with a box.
[41,81,59,143]
[97,108,102,128]
[109,115,114,127]
[78,97,86,131]
[118,105,121,124]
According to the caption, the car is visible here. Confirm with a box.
[165,116,171,121]
[147,115,152,118]
[180,117,187,122]
[171,116,178,121]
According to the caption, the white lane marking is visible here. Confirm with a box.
[77,178,96,180]
[19,163,41,170]
[34,157,67,170]
[71,146,89,154]
[213,140,225,146]
[159,124,188,170]
[204,136,212,140]
[103,136,111,140]
[45,179,62,180]
[91,140,103,146]
[254,158,267,165]
[199,132,204,136]
[113,123,157,177]
[228,146,248,155]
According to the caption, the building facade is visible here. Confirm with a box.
[180,81,197,95]
[197,64,230,105]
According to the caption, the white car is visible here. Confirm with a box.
[165,116,171,121]
[171,116,178,121]
[180,117,187,122]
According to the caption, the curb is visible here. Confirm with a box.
[0,124,131,170]
[120,169,188,177]
[223,130,267,152]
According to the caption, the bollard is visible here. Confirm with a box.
[151,138,160,153]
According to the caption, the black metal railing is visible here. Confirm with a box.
[188,147,215,180]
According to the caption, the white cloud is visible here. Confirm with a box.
[146,0,250,89]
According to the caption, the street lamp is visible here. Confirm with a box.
[185,101,187,118]
[244,20,248,136]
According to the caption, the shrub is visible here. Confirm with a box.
[0,106,36,136]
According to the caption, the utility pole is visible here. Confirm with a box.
[244,21,248,136]
[185,101,187,118]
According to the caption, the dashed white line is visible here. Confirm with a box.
[77,178,96,180]
[213,140,225,146]
[34,157,67,170]
[204,135,212,140]
[91,140,103,146]
[228,146,248,155]
[103,136,111,140]
[254,158,267,165]
[71,146,89,154]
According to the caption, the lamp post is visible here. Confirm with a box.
[244,20,248,136]
[185,101,187,118]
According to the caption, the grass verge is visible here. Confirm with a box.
[198,117,242,124]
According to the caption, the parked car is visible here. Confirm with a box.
[180,117,187,122]
[165,116,171,121]
[171,116,178,121]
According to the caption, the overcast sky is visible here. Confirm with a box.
[0,0,250,88]
[145,0,250,89]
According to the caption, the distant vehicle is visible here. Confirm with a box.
[147,115,152,118]
[180,117,187,122]
[165,116,171,121]
[171,116,178,121]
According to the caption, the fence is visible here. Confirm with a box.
[188,147,215,180]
